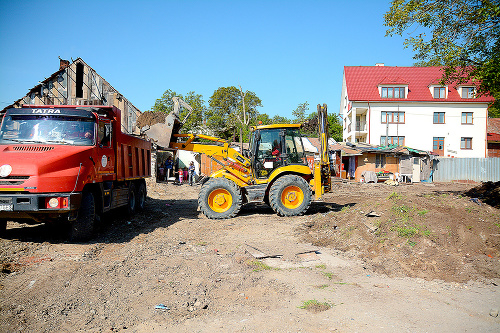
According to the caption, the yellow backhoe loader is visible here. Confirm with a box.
[145,100,332,219]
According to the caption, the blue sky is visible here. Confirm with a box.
[0,0,415,119]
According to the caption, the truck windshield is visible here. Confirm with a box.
[0,115,95,146]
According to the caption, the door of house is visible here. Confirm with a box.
[412,157,421,182]
[433,137,444,156]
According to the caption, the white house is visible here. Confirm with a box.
[339,65,494,158]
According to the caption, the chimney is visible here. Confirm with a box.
[375,63,385,67]
[59,58,70,70]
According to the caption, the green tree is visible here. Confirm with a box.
[271,114,292,124]
[384,0,500,114]
[301,111,343,142]
[206,86,262,141]
[151,89,205,133]
[292,102,309,123]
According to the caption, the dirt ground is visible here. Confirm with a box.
[0,180,499,332]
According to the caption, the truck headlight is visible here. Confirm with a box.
[45,197,68,209]
[48,198,59,208]
[0,164,12,178]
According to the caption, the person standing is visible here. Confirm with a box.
[188,161,196,186]
[164,156,173,183]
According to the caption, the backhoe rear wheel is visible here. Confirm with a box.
[269,175,312,217]
[198,178,242,219]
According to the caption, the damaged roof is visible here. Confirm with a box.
[307,137,432,157]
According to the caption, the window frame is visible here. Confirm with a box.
[461,87,475,99]
[381,111,405,124]
[433,112,445,124]
[381,87,406,99]
[461,112,473,125]
[433,87,446,99]
[375,154,386,168]
[380,136,405,146]
[461,137,472,150]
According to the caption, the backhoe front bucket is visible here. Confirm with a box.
[144,111,182,149]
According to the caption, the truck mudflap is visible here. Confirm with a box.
[0,192,82,222]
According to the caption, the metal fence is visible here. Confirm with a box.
[433,157,500,182]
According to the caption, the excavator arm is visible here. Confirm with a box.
[170,133,253,186]
[313,103,332,199]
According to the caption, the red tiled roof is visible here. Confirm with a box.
[488,118,500,134]
[488,133,500,141]
[344,66,495,103]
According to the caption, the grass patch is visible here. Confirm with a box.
[315,284,329,289]
[417,209,429,216]
[340,206,351,213]
[315,264,326,270]
[322,272,335,279]
[249,260,278,272]
[407,240,417,247]
[395,226,418,238]
[387,192,402,200]
[392,204,414,222]
[298,299,332,313]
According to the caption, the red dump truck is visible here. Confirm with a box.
[0,105,151,240]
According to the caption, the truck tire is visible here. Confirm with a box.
[269,175,312,217]
[127,183,137,216]
[70,190,95,241]
[136,182,146,211]
[198,178,242,219]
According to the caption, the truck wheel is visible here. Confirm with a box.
[127,183,137,216]
[70,191,95,241]
[269,175,312,217]
[136,182,147,211]
[198,178,242,219]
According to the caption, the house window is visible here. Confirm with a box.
[462,87,475,98]
[461,137,472,149]
[381,111,405,124]
[375,154,386,168]
[380,136,405,146]
[433,112,445,124]
[433,87,446,98]
[381,87,406,99]
[462,112,473,124]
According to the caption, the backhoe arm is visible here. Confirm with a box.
[170,133,253,185]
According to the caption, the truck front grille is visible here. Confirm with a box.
[0,176,29,185]
[12,146,54,152]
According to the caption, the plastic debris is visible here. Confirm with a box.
[155,304,170,310]
[470,198,481,205]
[366,211,380,217]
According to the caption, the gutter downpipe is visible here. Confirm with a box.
[486,103,491,158]
[368,101,371,144]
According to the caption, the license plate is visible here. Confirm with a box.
[0,204,13,211]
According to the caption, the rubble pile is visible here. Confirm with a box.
[464,181,500,208]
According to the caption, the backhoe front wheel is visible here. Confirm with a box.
[269,175,312,217]
[198,178,242,219]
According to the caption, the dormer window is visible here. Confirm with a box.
[433,87,446,99]
[461,87,475,98]
[381,87,406,98]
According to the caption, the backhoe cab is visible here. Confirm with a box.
[145,100,331,219]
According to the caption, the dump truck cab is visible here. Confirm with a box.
[0,105,151,240]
